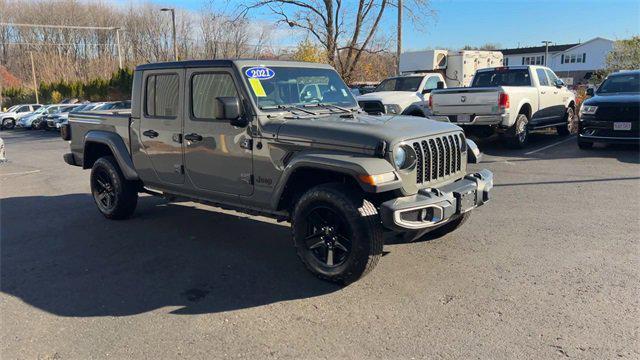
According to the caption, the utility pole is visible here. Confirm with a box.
[397,0,402,75]
[30,52,39,104]
[115,28,123,69]
[541,40,552,66]
[161,8,178,61]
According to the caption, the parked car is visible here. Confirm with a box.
[0,104,42,130]
[578,70,640,149]
[45,104,81,131]
[16,105,52,129]
[30,105,67,130]
[430,66,577,148]
[56,103,102,129]
[357,73,446,116]
[62,59,493,284]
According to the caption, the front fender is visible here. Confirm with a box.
[269,151,401,209]
[84,130,139,180]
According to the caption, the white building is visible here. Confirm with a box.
[500,37,614,85]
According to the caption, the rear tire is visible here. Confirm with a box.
[501,113,529,148]
[1,118,15,130]
[90,156,138,220]
[292,183,384,284]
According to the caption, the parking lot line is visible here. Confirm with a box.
[0,170,41,177]
[524,136,576,155]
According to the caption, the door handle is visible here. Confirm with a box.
[143,129,159,138]
[540,91,546,94]
[184,133,203,142]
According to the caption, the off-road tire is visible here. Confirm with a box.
[501,113,529,149]
[292,183,384,284]
[90,156,138,220]
[556,107,573,136]
[578,138,593,150]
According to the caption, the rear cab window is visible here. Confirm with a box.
[472,68,532,87]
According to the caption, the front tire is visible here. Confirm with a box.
[557,107,574,136]
[1,118,15,130]
[90,156,138,220]
[501,113,529,148]
[292,183,384,284]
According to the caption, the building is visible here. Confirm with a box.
[500,37,614,86]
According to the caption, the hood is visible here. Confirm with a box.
[583,93,640,106]
[276,112,461,151]
[357,91,422,107]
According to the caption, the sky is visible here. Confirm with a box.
[137,0,640,50]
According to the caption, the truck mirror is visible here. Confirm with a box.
[466,139,482,164]
[436,81,445,89]
[586,88,594,97]
[422,88,431,94]
[554,79,564,88]
[217,97,248,127]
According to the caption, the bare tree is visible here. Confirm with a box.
[243,0,433,82]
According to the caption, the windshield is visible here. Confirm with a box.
[4,105,19,113]
[242,66,357,109]
[472,69,531,87]
[598,73,640,94]
[374,77,422,92]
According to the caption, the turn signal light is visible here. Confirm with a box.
[358,172,397,186]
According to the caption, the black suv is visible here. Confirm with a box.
[578,70,640,149]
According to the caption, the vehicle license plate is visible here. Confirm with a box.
[613,122,631,131]
[457,115,471,123]
[458,189,477,213]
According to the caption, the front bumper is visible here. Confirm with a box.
[380,169,493,231]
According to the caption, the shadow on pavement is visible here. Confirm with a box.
[0,194,340,317]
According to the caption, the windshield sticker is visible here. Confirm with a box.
[249,78,266,97]
[245,67,275,80]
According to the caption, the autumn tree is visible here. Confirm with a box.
[291,39,326,63]
[605,36,640,72]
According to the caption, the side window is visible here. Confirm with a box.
[191,72,239,120]
[32,105,41,110]
[423,76,440,92]
[18,106,30,112]
[546,69,559,85]
[536,69,549,86]
[145,74,179,118]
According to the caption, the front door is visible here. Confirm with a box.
[533,68,558,125]
[139,69,185,185]
[183,68,253,196]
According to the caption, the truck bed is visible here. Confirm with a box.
[68,111,132,161]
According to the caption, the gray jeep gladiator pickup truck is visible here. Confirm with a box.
[62,60,493,284]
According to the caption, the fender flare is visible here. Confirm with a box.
[401,104,429,117]
[84,130,139,180]
[269,151,401,209]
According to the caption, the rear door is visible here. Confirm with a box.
[183,68,253,196]
[139,69,185,185]
[533,68,557,124]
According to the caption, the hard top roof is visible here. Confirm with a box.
[135,59,335,71]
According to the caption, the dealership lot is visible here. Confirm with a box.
[1,130,638,359]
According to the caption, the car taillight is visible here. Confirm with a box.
[498,93,510,110]
[428,94,433,110]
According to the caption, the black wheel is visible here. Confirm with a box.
[90,156,138,220]
[501,113,529,148]
[1,118,15,130]
[557,107,573,136]
[292,183,383,284]
[578,138,593,150]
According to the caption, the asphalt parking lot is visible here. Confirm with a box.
[1,129,639,359]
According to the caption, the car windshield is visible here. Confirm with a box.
[374,77,422,92]
[5,105,19,113]
[33,106,49,114]
[597,73,640,94]
[472,68,531,87]
[242,66,357,110]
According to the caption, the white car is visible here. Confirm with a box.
[1,104,42,130]
[356,73,446,117]
[430,66,577,148]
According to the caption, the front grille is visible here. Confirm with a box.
[595,105,640,122]
[413,133,465,185]
[358,100,385,115]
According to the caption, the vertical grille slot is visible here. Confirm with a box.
[411,132,465,186]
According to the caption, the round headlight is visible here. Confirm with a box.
[394,147,407,168]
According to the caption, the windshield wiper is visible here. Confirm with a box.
[259,104,318,115]
[304,103,353,113]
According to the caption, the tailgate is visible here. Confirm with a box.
[432,88,501,115]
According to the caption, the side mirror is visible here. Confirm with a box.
[466,138,482,164]
[437,81,445,89]
[217,97,248,127]
[554,79,564,88]
[421,88,431,94]
[586,88,595,97]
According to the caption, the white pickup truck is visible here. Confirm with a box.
[430,66,576,148]
[356,72,446,117]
